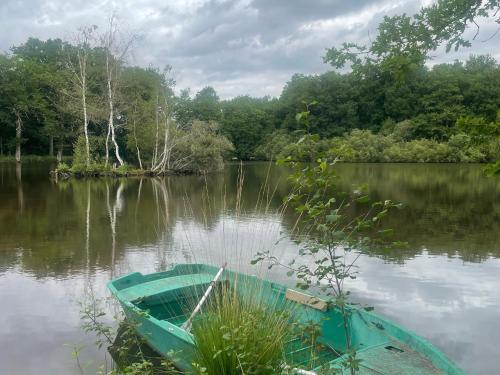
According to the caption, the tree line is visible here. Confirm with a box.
[0,6,499,168]
[256,56,500,163]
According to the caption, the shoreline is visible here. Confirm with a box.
[49,168,213,180]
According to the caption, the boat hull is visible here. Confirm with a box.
[108,264,465,374]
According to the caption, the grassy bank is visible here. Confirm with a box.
[51,162,200,179]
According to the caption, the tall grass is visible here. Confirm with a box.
[190,281,293,375]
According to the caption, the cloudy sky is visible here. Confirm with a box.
[1,0,499,98]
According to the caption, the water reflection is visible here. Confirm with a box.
[347,253,500,375]
[0,162,499,374]
[16,163,24,214]
[2,163,498,278]
[333,163,500,262]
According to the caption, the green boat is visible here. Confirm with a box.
[107,263,465,374]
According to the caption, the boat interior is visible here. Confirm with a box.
[120,270,343,369]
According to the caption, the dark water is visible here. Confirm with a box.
[0,162,499,374]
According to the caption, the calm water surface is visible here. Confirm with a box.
[0,162,499,375]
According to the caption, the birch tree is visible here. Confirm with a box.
[100,15,136,167]
[150,67,181,173]
[65,26,96,168]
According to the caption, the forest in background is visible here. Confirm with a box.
[1,1,499,169]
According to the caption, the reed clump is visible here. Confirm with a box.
[190,284,292,375]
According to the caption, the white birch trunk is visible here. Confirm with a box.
[135,141,142,170]
[106,52,124,166]
[105,120,110,167]
[57,140,63,163]
[82,72,90,167]
[152,94,160,168]
[15,111,22,163]
[152,95,174,173]
[162,95,171,171]
[132,112,143,169]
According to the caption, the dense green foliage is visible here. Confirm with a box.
[258,120,500,163]
[4,42,497,163]
[1,0,499,164]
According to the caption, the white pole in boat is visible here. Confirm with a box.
[182,262,227,332]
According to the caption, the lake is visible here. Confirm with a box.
[1,162,499,374]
